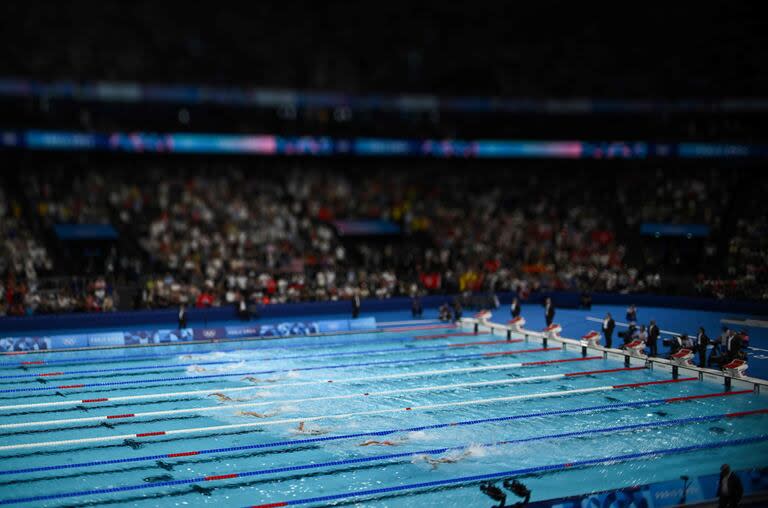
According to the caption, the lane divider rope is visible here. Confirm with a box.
[243,434,768,508]
[382,324,458,333]
[414,332,484,340]
[0,376,697,452]
[0,367,646,429]
[3,421,767,505]
[0,338,512,381]
[0,328,395,357]
[0,323,459,359]
[0,348,567,395]
[0,356,603,411]
[0,389,752,476]
[0,330,486,370]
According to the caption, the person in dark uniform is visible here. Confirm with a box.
[709,327,729,367]
[544,298,555,326]
[438,303,451,322]
[626,304,638,322]
[411,295,423,318]
[510,297,521,318]
[669,334,685,356]
[452,300,463,322]
[351,291,361,319]
[727,332,743,360]
[178,304,187,330]
[647,320,660,357]
[696,327,710,368]
[717,464,743,508]
[602,312,615,348]
[619,322,637,345]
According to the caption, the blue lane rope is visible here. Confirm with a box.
[0,348,559,394]
[2,432,766,505]
[0,332,485,370]
[244,434,768,507]
[0,340,501,381]
[0,391,754,476]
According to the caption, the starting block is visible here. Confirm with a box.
[723,359,748,378]
[625,339,647,358]
[671,348,694,366]
[543,323,562,340]
[581,331,601,347]
[508,316,526,333]
[474,310,492,322]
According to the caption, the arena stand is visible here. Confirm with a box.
[1,158,766,317]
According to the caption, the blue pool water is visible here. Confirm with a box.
[0,322,766,507]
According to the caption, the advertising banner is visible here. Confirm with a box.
[0,318,376,352]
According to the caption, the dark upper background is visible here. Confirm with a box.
[1,3,766,140]
[0,3,767,316]
[1,2,766,97]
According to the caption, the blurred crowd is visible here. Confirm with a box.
[1,163,764,317]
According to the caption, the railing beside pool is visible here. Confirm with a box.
[460,316,768,394]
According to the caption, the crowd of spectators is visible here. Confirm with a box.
[0,182,118,317]
[1,163,765,316]
[0,185,55,316]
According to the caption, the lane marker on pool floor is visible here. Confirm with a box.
[0,356,604,411]
[0,338,511,381]
[2,423,767,505]
[0,367,646,429]
[0,389,753,476]
[0,376,698,451]
[0,332,491,370]
[0,348,567,395]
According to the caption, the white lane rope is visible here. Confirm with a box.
[0,386,615,452]
[0,373,585,429]
[0,357,596,411]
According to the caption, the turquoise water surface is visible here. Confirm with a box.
[0,323,766,507]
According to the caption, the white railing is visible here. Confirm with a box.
[460,317,768,393]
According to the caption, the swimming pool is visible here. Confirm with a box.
[0,321,766,507]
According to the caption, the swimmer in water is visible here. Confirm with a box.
[237,410,279,418]
[189,365,208,373]
[358,436,408,447]
[293,421,330,435]
[208,392,251,402]
[242,376,279,384]
[416,450,473,470]
[358,440,399,447]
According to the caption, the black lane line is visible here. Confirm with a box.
[55,461,398,508]
[0,445,321,488]
[0,379,225,400]
[1,415,203,438]
[0,397,204,418]
[0,368,198,386]
[0,428,266,460]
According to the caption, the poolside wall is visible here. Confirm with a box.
[0,317,377,352]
